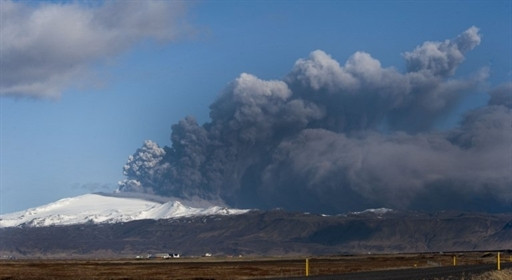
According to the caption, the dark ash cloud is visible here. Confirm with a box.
[0,0,189,99]
[119,27,512,213]
[488,82,512,108]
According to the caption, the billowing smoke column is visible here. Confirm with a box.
[119,27,512,213]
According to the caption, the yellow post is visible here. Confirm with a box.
[453,255,456,266]
[305,258,309,276]
[497,252,501,271]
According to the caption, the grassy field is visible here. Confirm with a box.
[0,252,507,279]
[471,269,512,280]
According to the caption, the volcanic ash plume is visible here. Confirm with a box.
[119,27,512,213]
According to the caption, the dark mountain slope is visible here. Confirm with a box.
[1,210,510,258]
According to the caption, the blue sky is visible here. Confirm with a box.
[1,0,511,213]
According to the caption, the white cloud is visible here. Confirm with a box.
[288,50,359,92]
[0,0,189,99]
[403,26,481,77]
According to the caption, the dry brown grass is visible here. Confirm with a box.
[471,268,512,280]
[0,253,506,280]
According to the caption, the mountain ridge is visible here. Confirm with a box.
[1,208,511,258]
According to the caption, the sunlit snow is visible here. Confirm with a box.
[0,193,249,228]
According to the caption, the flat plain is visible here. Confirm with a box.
[0,252,508,279]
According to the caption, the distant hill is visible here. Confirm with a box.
[1,209,511,258]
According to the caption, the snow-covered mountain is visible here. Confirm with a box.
[350,208,394,215]
[0,193,250,228]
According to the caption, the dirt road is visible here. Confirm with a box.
[280,263,512,280]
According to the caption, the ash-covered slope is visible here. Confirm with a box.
[0,193,249,228]
[1,209,511,258]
